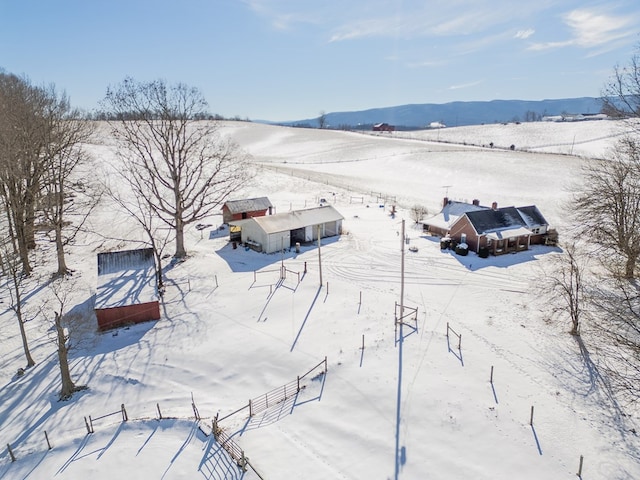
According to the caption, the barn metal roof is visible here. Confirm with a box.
[95,248,157,309]
[251,205,344,234]
[224,197,273,214]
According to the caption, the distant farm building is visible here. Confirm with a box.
[424,197,553,256]
[94,248,160,331]
[230,205,344,254]
[542,113,608,122]
[372,123,395,132]
[222,197,274,224]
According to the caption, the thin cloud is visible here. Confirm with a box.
[325,2,549,42]
[528,8,637,52]
[448,80,483,91]
[407,59,449,68]
[515,29,535,39]
[244,0,323,30]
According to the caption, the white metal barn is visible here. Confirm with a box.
[235,205,343,254]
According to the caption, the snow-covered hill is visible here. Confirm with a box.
[1,120,638,480]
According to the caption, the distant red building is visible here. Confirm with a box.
[222,197,273,224]
[372,123,395,132]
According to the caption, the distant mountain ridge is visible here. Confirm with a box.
[277,97,604,129]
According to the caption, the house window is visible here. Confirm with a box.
[532,227,540,234]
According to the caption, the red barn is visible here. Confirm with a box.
[95,248,160,331]
[222,197,273,224]
[372,123,395,132]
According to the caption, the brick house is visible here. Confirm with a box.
[425,198,551,256]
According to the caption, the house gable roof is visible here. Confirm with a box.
[424,200,488,230]
[465,207,526,234]
[461,205,548,236]
[251,205,344,235]
[516,205,548,228]
[224,197,273,214]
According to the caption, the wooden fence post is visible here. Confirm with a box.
[157,403,163,419]
[191,395,200,420]
[121,404,128,422]
[458,333,462,351]
[249,399,253,417]
[490,365,494,383]
[529,406,535,426]
[44,430,52,450]
[297,376,300,392]
[7,443,15,462]
[577,455,584,477]
[446,322,449,338]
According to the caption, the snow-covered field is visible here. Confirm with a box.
[1,120,638,480]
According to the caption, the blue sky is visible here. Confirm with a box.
[1,0,639,121]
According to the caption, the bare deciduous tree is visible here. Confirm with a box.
[40,91,100,275]
[0,235,36,368]
[572,136,640,279]
[103,182,172,291]
[545,242,588,335]
[0,73,52,274]
[601,46,640,120]
[589,276,640,404]
[48,277,88,400]
[101,78,251,259]
[318,111,327,129]
[410,204,428,224]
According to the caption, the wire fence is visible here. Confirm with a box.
[2,357,329,479]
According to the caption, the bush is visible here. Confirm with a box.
[455,244,469,256]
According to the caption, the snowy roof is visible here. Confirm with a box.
[516,205,549,228]
[251,205,344,234]
[223,197,273,214]
[95,248,157,309]
[486,227,532,240]
[424,200,488,230]
[464,205,548,236]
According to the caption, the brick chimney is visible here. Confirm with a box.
[491,201,498,210]
[443,197,449,207]
[472,199,480,206]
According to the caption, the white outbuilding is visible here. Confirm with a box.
[232,205,344,254]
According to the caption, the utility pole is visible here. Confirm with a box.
[317,224,323,286]
[394,219,405,480]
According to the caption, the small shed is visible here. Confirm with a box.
[94,247,160,331]
[222,197,273,224]
[232,205,344,254]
